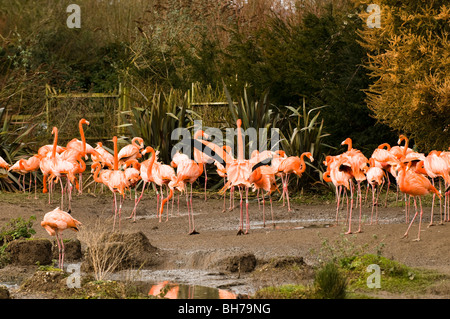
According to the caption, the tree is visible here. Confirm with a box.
[358,0,450,151]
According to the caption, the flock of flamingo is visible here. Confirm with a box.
[1,118,450,268]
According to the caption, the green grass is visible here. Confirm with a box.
[252,254,448,299]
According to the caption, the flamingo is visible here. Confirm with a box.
[41,207,82,270]
[277,152,314,212]
[18,155,41,198]
[339,138,368,234]
[193,130,215,201]
[118,137,144,165]
[0,156,10,169]
[323,154,351,225]
[50,152,86,211]
[9,159,31,193]
[398,159,441,241]
[103,136,129,231]
[152,159,177,222]
[62,118,93,194]
[39,127,63,203]
[371,143,398,207]
[91,142,114,169]
[171,151,204,235]
[423,150,450,226]
[128,146,156,222]
[248,164,277,227]
[220,119,252,235]
[365,158,385,225]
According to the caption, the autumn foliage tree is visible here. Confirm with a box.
[358,0,450,151]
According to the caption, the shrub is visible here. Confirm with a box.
[314,262,348,299]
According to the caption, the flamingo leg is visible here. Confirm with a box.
[262,190,266,228]
[345,180,354,234]
[237,186,244,235]
[129,181,147,221]
[55,232,62,269]
[245,187,250,234]
[113,192,118,231]
[402,196,418,239]
[384,172,391,207]
[335,185,342,225]
[370,184,375,225]
[189,183,198,235]
[356,182,363,233]
[269,192,274,228]
[286,174,291,212]
[222,178,226,213]
[204,164,207,201]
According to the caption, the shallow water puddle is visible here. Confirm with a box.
[147,281,239,299]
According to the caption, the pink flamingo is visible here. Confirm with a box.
[339,138,368,234]
[220,119,252,235]
[277,152,314,212]
[365,158,385,225]
[128,146,156,222]
[171,151,204,235]
[41,207,82,270]
[248,164,277,227]
[423,150,450,226]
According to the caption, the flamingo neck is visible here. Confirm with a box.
[298,153,309,174]
[52,128,58,159]
[346,139,352,152]
[378,143,391,151]
[237,120,244,161]
[92,164,102,183]
[146,147,156,179]
[79,120,86,155]
[113,137,118,171]
[19,159,26,170]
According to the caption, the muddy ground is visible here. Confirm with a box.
[1,187,450,299]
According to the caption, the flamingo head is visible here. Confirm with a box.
[52,127,58,135]
[341,138,352,147]
[80,118,90,126]
[377,143,391,150]
[236,119,242,128]
[397,134,408,145]
[303,152,314,162]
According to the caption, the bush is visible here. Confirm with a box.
[314,262,348,299]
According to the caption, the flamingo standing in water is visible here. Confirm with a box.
[277,152,314,212]
[41,207,82,270]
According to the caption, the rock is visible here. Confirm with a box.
[224,253,257,273]
[19,270,67,296]
[0,286,10,299]
[5,239,52,265]
[82,231,159,272]
[51,239,82,261]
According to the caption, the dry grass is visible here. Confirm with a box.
[77,221,131,281]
